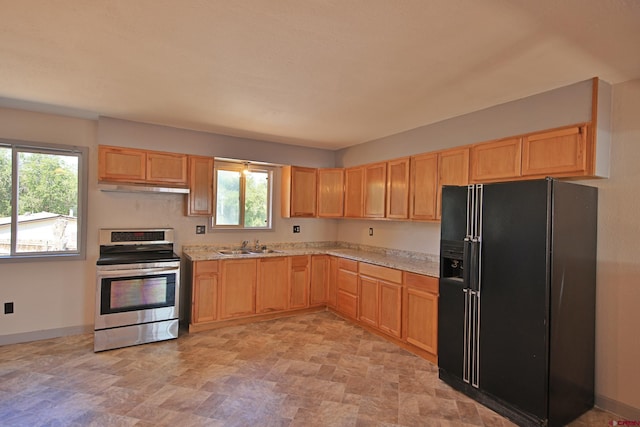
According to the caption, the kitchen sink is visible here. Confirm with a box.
[247,249,282,254]
[217,249,252,255]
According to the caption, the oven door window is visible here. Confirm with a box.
[101,273,176,315]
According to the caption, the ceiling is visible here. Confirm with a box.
[1,0,640,150]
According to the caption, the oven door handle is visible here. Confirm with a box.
[97,266,179,278]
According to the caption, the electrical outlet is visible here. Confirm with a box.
[195,225,206,234]
[369,228,374,236]
[4,302,14,314]
[293,225,301,233]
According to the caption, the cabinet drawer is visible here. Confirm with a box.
[404,272,438,294]
[290,255,309,268]
[337,258,358,272]
[195,260,218,274]
[359,262,402,284]
[337,269,358,295]
[337,290,358,319]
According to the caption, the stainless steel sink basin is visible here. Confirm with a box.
[217,249,252,255]
[247,249,282,254]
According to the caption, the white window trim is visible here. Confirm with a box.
[212,159,274,230]
[0,139,88,263]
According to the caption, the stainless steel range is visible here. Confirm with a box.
[94,228,180,352]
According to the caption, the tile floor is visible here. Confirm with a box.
[0,312,615,426]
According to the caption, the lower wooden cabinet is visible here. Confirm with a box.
[256,257,289,313]
[403,272,439,358]
[358,262,403,338]
[310,255,329,306]
[219,259,257,320]
[336,258,359,319]
[327,256,338,308]
[289,256,310,309]
[191,260,219,324]
[188,255,439,364]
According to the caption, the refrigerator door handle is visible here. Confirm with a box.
[463,238,472,289]
[469,239,480,292]
[463,288,471,384]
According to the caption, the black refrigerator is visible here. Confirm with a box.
[438,178,597,427]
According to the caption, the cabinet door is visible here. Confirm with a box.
[317,168,344,218]
[522,126,587,176]
[358,276,379,327]
[146,151,188,185]
[364,162,387,218]
[282,166,317,217]
[379,280,402,338]
[98,145,146,182]
[403,272,438,357]
[410,152,438,220]
[192,261,219,324]
[220,259,257,319]
[256,257,289,313]
[437,147,470,219]
[327,256,338,308]
[386,158,410,219]
[470,138,522,183]
[289,256,310,309]
[186,156,214,216]
[310,255,329,306]
[344,167,364,218]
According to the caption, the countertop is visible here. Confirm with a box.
[182,242,439,278]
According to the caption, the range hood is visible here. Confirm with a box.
[98,183,190,194]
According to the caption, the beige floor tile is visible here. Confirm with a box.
[0,312,615,426]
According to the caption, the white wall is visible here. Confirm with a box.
[580,78,640,417]
[0,108,98,340]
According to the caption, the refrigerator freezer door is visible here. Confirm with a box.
[478,179,550,420]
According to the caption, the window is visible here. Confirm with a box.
[213,160,273,229]
[0,139,87,261]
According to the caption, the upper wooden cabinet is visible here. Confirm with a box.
[146,151,188,184]
[98,145,187,186]
[522,125,587,176]
[317,168,344,218]
[98,146,146,183]
[186,156,213,216]
[344,166,364,218]
[364,162,387,218]
[281,166,317,218]
[410,152,438,221]
[470,138,522,183]
[436,147,469,220]
[98,145,188,186]
[471,124,589,182]
[387,158,410,219]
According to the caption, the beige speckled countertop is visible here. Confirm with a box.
[182,242,439,278]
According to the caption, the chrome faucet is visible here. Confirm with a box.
[254,239,260,250]
[241,240,249,249]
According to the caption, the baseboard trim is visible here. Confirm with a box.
[0,325,93,346]
[596,394,640,421]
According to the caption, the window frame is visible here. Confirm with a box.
[212,160,274,231]
[0,139,88,263]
